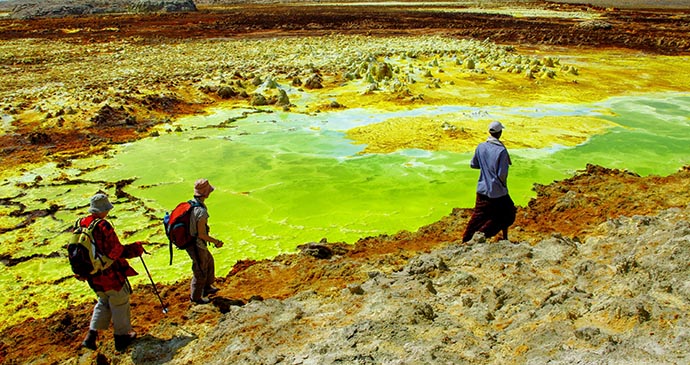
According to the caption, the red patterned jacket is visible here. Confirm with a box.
[79,215,140,293]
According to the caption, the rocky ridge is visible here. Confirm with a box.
[5,0,197,19]
[162,206,690,364]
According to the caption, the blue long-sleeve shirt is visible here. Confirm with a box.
[470,136,511,198]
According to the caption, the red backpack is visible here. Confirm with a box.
[164,200,201,265]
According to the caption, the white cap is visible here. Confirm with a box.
[489,120,504,133]
[88,193,113,213]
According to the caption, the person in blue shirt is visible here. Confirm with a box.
[462,121,517,242]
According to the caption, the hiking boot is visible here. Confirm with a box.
[81,330,98,350]
[191,296,211,305]
[114,331,136,352]
[204,286,220,296]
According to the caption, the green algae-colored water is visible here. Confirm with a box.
[0,92,689,328]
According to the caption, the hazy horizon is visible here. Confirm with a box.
[1,0,690,8]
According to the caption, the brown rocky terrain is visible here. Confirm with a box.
[0,1,689,364]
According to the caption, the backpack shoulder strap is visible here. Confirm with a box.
[75,217,102,230]
[88,218,103,230]
[85,218,104,255]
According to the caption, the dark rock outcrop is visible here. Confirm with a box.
[9,0,197,19]
[130,0,197,13]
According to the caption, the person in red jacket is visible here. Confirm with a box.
[78,193,144,352]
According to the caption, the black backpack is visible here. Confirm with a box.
[67,218,114,277]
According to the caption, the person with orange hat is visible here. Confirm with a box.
[462,121,517,242]
[187,178,224,304]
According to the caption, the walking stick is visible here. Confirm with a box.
[140,252,169,314]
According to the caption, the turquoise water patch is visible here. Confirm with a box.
[523,93,690,177]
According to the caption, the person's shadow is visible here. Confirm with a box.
[128,296,246,364]
[130,332,197,364]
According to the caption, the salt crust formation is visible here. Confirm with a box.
[133,206,689,364]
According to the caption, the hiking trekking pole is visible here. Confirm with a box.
[140,251,169,314]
